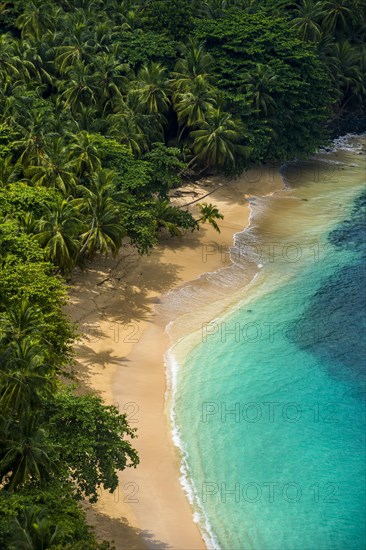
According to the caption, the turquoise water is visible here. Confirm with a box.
[172,138,366,549]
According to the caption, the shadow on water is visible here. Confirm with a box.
[297,190,366,393]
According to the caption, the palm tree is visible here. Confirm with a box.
[93,52,131,107]
[17,212,38,236]
[172,38,214,93]
[12,117,47,167]
[332,41,363,112]
[154,200,186,236]
[107,93,164,155]
[0,414,58,490]
[244,64,278,116]
[22,33,58,89]
[107,4,139,31]
[11,39,38,85]
[0,34,21,82]
[130,62,170,116]
[0,157,21,188]
[0,338,54,414]
[9,507,64,550]
[320,38,363,112]
[197,0,257,18]
[46,108,77,138]
[69,130,102,176]
[197,202,224,233]
[89,20,121,50]
[291,0,324,41]
[189,109,248,170]
[34,198,81,273]
[58,61,97,115]
[358,51,366,109]
[54,23,92,74]
[321,0,353,34]
[73,105,102,133]
[0,300,43,345]
[77,169,125,259]
[202,0,230,19]
[107,112,150,156]
[55,43,86,75]
[25,138,77,194]
[16,0,57,41]
[0,81,23,120]
[173,76,218,140]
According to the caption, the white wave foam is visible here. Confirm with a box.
[164,348,221,550]
[322,133,366,153]
[313,157,348,165]
[160,132,365,549]
[160,183,286,548]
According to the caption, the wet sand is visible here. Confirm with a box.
[67,166,283,549]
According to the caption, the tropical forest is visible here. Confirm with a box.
[0,0,365,548]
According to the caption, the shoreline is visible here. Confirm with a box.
[161,135,366,550]
[67,166,284,549]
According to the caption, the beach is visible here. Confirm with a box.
[160,139,366,550]
[2,3,365,548]
[67,139,366,549]
[66,166,283,549]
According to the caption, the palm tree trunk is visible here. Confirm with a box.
[177,180,230,208]
[177,125,186,142]
[78,217,95,257]
[186,154,200,169]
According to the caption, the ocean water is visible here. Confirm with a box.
[168,136,366,549]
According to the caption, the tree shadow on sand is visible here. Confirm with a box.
[76,344,129,370]
[84,505,170,550]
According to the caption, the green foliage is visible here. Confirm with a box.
[143,144,187,197]
[195,11,336,162]
[0,0,361,246]
[45,390,139,503]
[141,0,194,41]
[120,196,158,253]
[154,199,198,236]
[34,197,81,274]
[117,30,178,69]
[77,170,126,260]
[0,0,365,546]
[92,135,153,195]
[0,231,137,542]
[197,202,224,233]
[0,481,104,548]
[0,414,59,491]
[0,123,19,160]
[189,108,249,169]
[0,183,57,218]
[8,506,65,549]
[0,221,44,263]
[0,258,73,368]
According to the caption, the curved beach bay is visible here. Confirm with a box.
[68,167,282,548]
[169,135,366,549]
[68,136,365,549]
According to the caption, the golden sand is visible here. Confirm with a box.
[66,166,283,549]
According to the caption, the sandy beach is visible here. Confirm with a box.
[66,165,284,549]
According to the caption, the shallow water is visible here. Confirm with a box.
[169,136,366,549]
